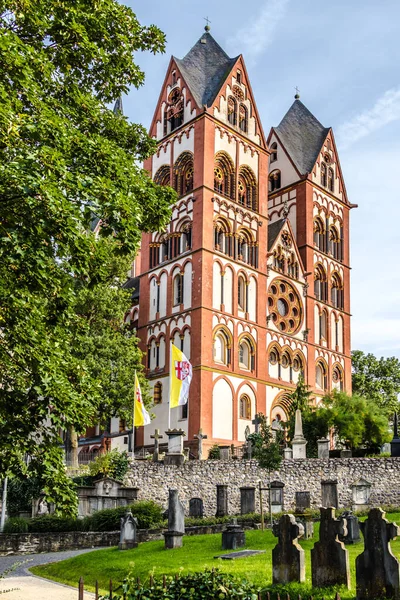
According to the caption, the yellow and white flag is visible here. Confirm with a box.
[134,373,151,427]
[170,344,193,408]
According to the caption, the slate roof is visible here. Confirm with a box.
[268,218,286,251]
[123,276,140,302]
[274,99,330,176]
[174,32,239,108]
[113,97,124,115]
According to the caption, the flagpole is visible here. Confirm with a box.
[168,342,172,430]
[132,370,136,460]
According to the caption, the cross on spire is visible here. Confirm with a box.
[294,86,300,99]
[204,16,211,31]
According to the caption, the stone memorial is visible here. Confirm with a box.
[219,445,231,460]
[340,449,352,458]
[356,508,400,600]
[163,488,185,549]
[391,412,400,457]
[292,409,307,459]
[194,428,207,460]
[321,479,338,508]
[216,484,229,517]
[270,481,285,514]
[295,492,313,539]
[150,428,163,462]
[164,429,185,466]
[317,438,330,459]
[283,446,293,459]
[295,491,311,514]
[222,518,245,550]
[76,478,139,518]
[119,511,138,550]
[189,497,204,518]
[311,507,350,589]
[351,479,371,512]
[272,514,305,584]
[339,511,361,545]
[240,486,255,515]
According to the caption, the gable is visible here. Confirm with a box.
[311,129,349,204]
[268,218,305,281]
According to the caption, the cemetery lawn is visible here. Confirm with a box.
[31,513,400,600]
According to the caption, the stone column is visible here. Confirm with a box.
[164,429,185,466]
[317,438,329,459]
[240,487,256,515]
[321,479,338,508]
[216,484,229,517]
[292,409,307,459]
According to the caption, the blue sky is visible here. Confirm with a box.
[122,0,400,359]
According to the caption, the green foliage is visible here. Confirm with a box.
[0,1,175,515]
[88,500,164,532]
[2,517,29,534]
[88,450,129,482]
[101,569,261,600]
[352,350,400,413]
[6,477,41,517]
[130,500,165,529]
[28,515,86,533]
[208,444,221,459]
[252,414,282,473]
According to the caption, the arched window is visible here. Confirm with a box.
[328,168,334,192]
[174,152,194,197]
[270,142,278,163]
[316,361,327,390]
[154,165,170,187]
[160,236,169,262]
[314,265,327,302]
[238,275,246,311]
[329,225,341,261]
[273,246,285,272]
[293,354,303,374]
[319,309,328,341]
[313,217,326,252]
[237,229,256,267]
[214,218,232,256]
[180,222,192,253]
[269,170,281,192]
[239,104,248,132]
[173,272,184,305]
[227,96,237,126]
[239,336,254,370]
[331,273,343,310]
[332,365,344,391]
[287,253,299,279]
[213,328,231,365]
[165,88,184,134]
[153,382,162,404]
[320,162,327,187]
[269,347,279,365]
[239,394,251,419]
[214,152,235,199]
[238,166,257,211]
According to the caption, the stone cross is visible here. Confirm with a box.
[356,508,400,600]
[272,514,305,584]
[118,511,138,550]
[150,428,163,462]
[311,507,350,589]
[252,414,262,433]
[194,428,207,460]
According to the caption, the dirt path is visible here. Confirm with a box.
[0,575,94,599]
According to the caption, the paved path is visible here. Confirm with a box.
[0,548,103,599]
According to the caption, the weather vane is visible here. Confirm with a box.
[204,16,211,31]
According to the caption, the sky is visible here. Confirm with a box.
[121,0,400,360]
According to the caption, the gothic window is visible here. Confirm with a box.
[214,218,231,256]
[180,222,192,253]
[239,336,254,370]
[173,152,194,197]
[293,355,303,373]
[213,328,231,365]
[332,365,344,391]
[314,265,327,302]
[328,168,334,192]
[238,275,246,311]
[313,217,326,252]
[270,142,278,163]
[214,152,235,199]
[160,236,169,262]
[237,228,256,267]
[173,272,184,305]
[331,272,343,310]
[269,170,281,192]
[281,352,290,369]
[239,394,251,419]
[319,309,328,341]
[153,382,162,404]
[273,246,285,272]
[154,165,171,187]
[238,165,257,211]
[316,361,327,390]
[329,225,341,261]
[227,96,237,126]
[236,70,242,84]
[172,71,176,85]
[239,104,248,133]
[320,162,327,187]
[287,253,299,279]
[166,88,184,133]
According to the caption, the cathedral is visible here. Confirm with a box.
[122,27,353,456]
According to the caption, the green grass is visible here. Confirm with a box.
[31,512,400,599]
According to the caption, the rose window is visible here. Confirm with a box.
[268,278,302,334]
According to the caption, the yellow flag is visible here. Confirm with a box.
[170,344,193,408]
[134,374,151,427]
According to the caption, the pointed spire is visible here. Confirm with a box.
[113,97,124,115]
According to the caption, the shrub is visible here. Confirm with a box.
[100,569,261,600]
[3,517,29,534]
[28,515,84,533]
[6,477,41,517]
[88,450,129,482]
[130,500,164,529]
[207,444,220,459]
[88,506,127,532]
[88,500,164,532]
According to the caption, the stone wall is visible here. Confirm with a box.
[0,531,119,555]
[126,458,400,515]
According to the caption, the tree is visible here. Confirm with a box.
[352,350,400,413]
[0,1,175,515]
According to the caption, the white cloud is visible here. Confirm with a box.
[337,87,400,149]
[226,0,290,64]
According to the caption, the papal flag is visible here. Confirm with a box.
[134,373,151,427]
[170,343,193,408]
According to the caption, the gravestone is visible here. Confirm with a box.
[292,409,307,459]
[311,507,350,589]
[339,511,361,545]
[317,438,330,459]
[222,518,245,550]
[216,484,229,517]
[270,481,285,514]
[163,489,185,549]
[356,508,400,600]
[150,428,163,462]
[341,449,352,458]
[272,514,305,584]
[295,491,311,514]
[189,497,204,518]
[321,479,338,508]
[119,511,138,550]
[194,428,208,460]
[76,478,139,518]
[240,487,255,515]
[164,429,185,466]
[352,479,371,512]
[295,491,313,539]
[283,447,293,459]
[219,445,231,460]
